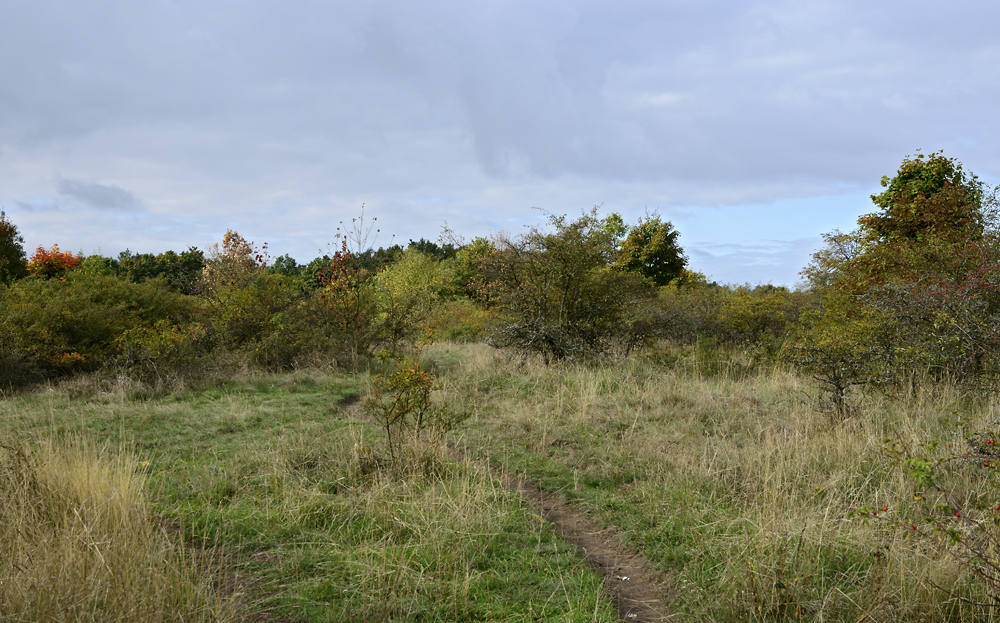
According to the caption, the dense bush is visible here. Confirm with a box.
[789,152,1000,405]
[475,210,652,361]
[376,248,456,352]
[27,244,81,279]
[0,271,196,386]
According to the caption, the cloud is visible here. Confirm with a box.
[0,0,998,284]
[57,179,143,212]
[689,237,822,287]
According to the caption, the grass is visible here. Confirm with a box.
[0,368,617,622]
[433,341,1000,621]
[5,340,1000,621]
[0,436,236,622]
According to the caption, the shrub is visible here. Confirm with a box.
[27,244,81,279]
[783,296,908,416]
[317,240,383,363]
[423,299,491,342]
[200,230,304,354]
[375,248,456,352]
[475,210,651,362]
[791,153,1000,397]
[115,320,209,384]
[362,344,467,462]
[0,271,195,384]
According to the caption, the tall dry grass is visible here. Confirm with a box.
[0,437,239,623]
[434,341,1000,621]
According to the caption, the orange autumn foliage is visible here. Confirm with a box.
[27,244,81,279]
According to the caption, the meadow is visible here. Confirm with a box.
[3,340,1000,622]
[3,153,1000,620]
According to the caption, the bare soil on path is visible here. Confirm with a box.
[347,392,676,622]
[441,438,675,622]
[501,473,675,623]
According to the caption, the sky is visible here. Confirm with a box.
[1,0,998,286]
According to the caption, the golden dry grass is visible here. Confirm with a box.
[0,437,238,623]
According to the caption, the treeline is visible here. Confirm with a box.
[2,151,998,406]
[0,224,483,388]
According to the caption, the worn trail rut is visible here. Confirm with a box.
[442,439,674,622]
[501,473,674,622]
[347,394,675,622]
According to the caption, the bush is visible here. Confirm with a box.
[375,248,456,352]
[475,210,651,362]
[115,320,209,384]
[423,299,491,342]
[362,344,467,462]
[316,240,383,364]
[783,300,904,416]
[27,244,81,279]
[0,271,195,385]
[200,230,303,354]
[791,153,1000,397]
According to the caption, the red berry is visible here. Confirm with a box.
[956,512,962,518]
[881,506,888,512]
[911,524,917,530]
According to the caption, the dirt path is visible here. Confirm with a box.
[501,472,675,622]
[440,438,674,622]
[344,396,675,622]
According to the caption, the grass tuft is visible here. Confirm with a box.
[0,436,237,622]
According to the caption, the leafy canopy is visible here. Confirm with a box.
[860,150,985,245]
[0,211,28,285]
[616,213,687,287]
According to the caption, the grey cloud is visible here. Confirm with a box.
[0,0,997,285]
[57,179,143,212]
[14,199,61,213]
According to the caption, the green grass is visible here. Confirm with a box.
[8,341,1000,621]
[434,342,1000,622]
[0,368,617,622]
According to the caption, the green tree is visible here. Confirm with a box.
[376,248,455,352]
[476,209,651,361]
[861,151,985,245]
[116,247,206,293]
[616,213,687,287]
[201,230,301,352]
[0,211,28,285]
[791,152,1000,395]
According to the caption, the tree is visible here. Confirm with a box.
[0,211,28,285]
[791,152,1000,395]
[201,230,301,351]
[616,213,687,287]
[861,151,985,245]
[407,238,457,261]
[27,244,81,279]
[475,209,651,361]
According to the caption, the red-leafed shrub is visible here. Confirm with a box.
[27,244,81,279]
